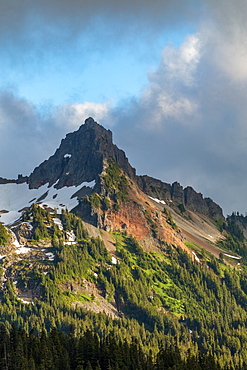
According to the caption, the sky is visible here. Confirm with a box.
[0,0,247,215]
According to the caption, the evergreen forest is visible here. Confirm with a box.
[1,204,247,368]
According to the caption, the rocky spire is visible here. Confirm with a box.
[28,117,136,189]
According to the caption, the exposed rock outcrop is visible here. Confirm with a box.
[0,174,28,185]
[138,175,224,220]
[28,117,136,189]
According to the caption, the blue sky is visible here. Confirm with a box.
[1,0,247,215]
[0,9,191,107]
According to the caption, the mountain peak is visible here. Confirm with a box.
[28,117,136,190]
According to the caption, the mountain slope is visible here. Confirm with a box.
[1,118,247,368]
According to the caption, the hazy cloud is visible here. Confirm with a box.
[0,93,112,178]
[0,0,197,56]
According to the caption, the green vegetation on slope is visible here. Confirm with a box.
[0,222,10,245]
[2,205,247,368]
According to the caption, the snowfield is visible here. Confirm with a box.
[0,180,96,225]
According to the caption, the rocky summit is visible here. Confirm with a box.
[28,117,136,190]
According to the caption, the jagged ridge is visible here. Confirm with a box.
[28,117,223,221]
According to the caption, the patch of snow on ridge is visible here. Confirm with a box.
[18,298,33,304]
[82,180,96,188]
[66,230,76,242]
[0,180,96,225]
[148,196,166,205]
[224,253,242,260]
[16,246,31,255]
[192,252,200,263]
[53,218,63,230]
[46,252,55,261]
[64,153,72,158]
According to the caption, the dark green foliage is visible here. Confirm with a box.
[79,159,128,213]
[217,234,247,262]
[213,211,247,263]
[178,203,186,213]
[5,207,247,368]
[81,194,101,209]
[61,209,88,239]
[227,220,244,241]
[30,204,50,240]
[0,222,9,245]
[102,158,129,202]
[0,324,229,370]
[101,196,111,210]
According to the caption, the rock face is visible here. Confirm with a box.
[137,175,172,201]
[0,174,28,185]
[138,176,224,220]
[28,117,136,189]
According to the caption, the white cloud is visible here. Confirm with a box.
[53,101,111,130]
[119,35,201,129]
[155,35,200,86]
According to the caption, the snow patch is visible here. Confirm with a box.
[64,241,77,245]
[18,298,33,304]
[82,180,96,189]
[192,252,200,263]
[0,179,96,225]
[10,229,31,254]
[66,230,76,242]
[16,246,31,255]
[148,196,166,205]
[111,257,117,265]
[223,253,242,260]
[53,218,63,230]
[64,153,72,159]
[45,252,55,261]
[0,255,5,260]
